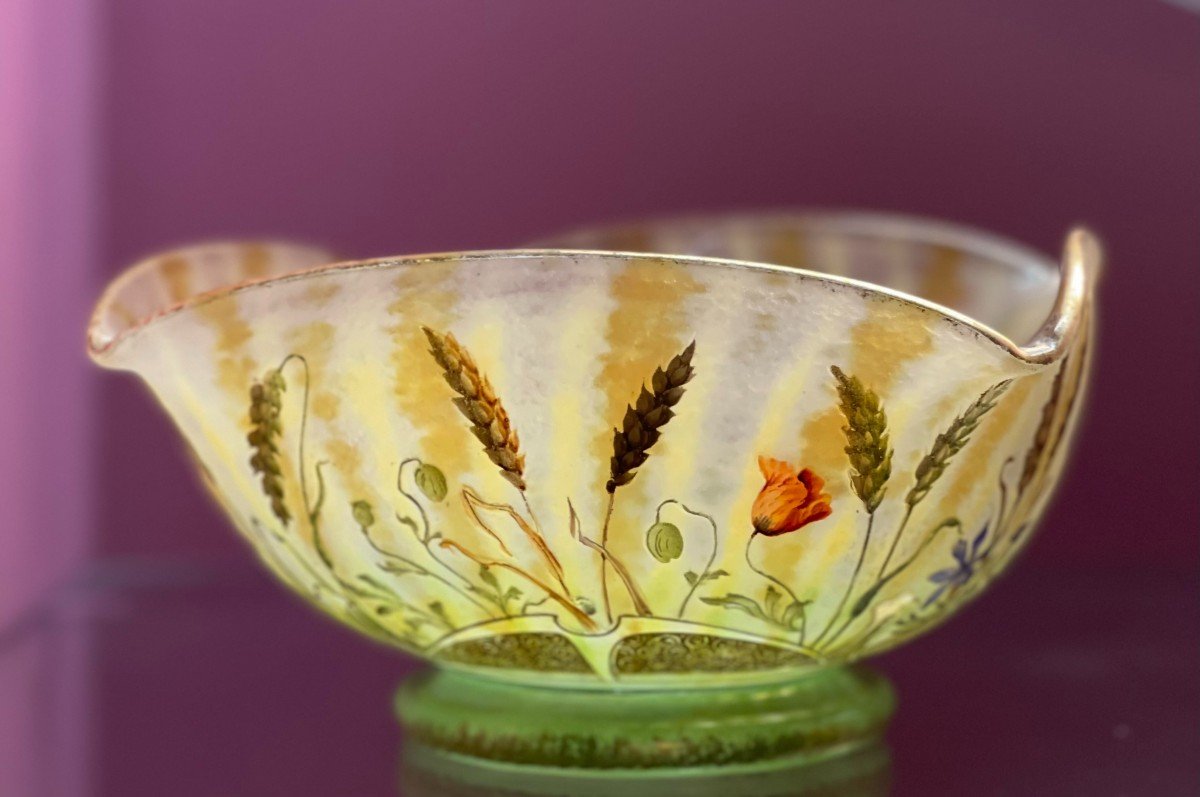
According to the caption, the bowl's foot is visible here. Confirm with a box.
[395,666,894,790]
[400,739,891,797]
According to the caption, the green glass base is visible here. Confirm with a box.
[400,739,891,797]
[395,666,894,784]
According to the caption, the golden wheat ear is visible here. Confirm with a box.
[421,326,526,490]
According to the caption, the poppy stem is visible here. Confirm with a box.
[813,512,876,648]
[744,531,807,644]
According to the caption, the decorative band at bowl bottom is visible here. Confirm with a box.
[395,666,894,777]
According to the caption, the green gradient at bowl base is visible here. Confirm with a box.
[395,666,895,788]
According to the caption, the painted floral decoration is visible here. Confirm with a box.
[751,457,833,536]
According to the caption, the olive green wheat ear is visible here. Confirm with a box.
[830,365,892,514]
[906,378,1012,508]
[248,368,289,524]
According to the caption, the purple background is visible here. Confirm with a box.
[94,0,1198,569]
[2,2,1198,793]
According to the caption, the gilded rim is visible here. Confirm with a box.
[86,211,1100,368]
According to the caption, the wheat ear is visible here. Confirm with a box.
[607,341,696,493]
[830,365,893,513]
[422,326,526,491]
[873,378,1012,578]
[905,379,1012,508]
[596,340,696,624]
[248,368,289,524]
[813,366,893,647]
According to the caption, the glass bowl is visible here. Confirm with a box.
[88,211,1097,773]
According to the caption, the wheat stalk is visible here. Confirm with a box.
[248,368,289,524]
[607,341,696,493]
[830,365,893,513]
[1018,361,1067,496]
[422,326,526,491]
[813,366,892,647]
[595,340,696,624]
[905,379,1012,508]
[871,377,1013,579]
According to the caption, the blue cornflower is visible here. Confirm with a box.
[924,523,989,607]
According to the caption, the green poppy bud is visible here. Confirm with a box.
[351,499,375,528]
[646,521,683,563]
[415,463,448,502]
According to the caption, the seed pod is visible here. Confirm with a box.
[415,463,448,502]
[646,521,684,563]
[351,499,375,528]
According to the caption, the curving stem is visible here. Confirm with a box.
[813,512,877,648]
[653,500,720,618]
[822,517,962,649]
[743,530,807,644]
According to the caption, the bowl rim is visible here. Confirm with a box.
[87,210,1099,367]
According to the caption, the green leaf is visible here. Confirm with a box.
[702,569,730,582]
[479,564,501,591]
[764,585,781,618]
[379,561,421,577]
[684,571,699,586]
[700,594,770,624]
[428,601,453,629]
[781,601,807,631]
[357,574,398,595]
[504,586,523,602]
[851,583,884,618]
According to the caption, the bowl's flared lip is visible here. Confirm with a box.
[87,210,1096,367]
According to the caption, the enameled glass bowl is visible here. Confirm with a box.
[88,211,1097,773]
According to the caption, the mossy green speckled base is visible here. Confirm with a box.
[400,740,892,797]
[395,666,894,777]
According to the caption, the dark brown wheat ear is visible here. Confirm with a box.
[422,326,526,490]
[607,341,696,493]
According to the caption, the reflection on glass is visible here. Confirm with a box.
[399,739,891,797]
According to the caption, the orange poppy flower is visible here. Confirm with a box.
[751,456,833,536]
